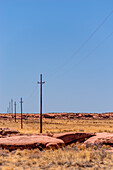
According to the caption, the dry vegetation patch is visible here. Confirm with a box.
[0,118,113,134]
[0,144,113,169]
[0,116,113,169]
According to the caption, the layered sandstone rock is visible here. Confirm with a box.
[84,133,113,146]
[54,132,95,144]
[0,135,65,150]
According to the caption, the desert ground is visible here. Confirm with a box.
[0,112,113,169]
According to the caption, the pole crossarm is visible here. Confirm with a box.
[37,82,45,84]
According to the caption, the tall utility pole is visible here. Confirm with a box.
[38,74,45,133]
[14,101,16,122]
[20,97,23,129]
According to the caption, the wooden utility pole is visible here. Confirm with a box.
[38,74,45,133]
[20,97,23,129]
[14,101,16,122]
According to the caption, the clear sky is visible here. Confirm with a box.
[0,0,113,113]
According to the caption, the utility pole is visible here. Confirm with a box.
[14,101,16,122]
[11,99,13,114]
[9,102,10,113]
[7,107,9,113]
[20,97,23,129]
[38,74,45,133]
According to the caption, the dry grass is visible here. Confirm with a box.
[0,117,113,169]
[0,118,113,134]
[0,144,113,169]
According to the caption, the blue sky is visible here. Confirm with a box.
[0,0,113,113]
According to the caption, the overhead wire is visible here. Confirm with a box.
[77,31,113,66]
[53,31,113,79]
[21,10,113,112]
[49,10,113,78]
[24,85,38,104]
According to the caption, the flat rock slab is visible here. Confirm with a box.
[53,132,95,144]
[84,133,113,146]
[0,128,19,136]
[0,135,65,150]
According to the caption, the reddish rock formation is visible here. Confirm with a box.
[84,133,113,146]
[1,112,113,120]
[43,114,55,119]
[0,135,65,151]
[46,143,60,149]
[0,128,19,136]
[54,132,95,145]
[0,129,113,151]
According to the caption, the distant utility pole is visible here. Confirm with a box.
[9,102,11,113]
[20,97,23,129]
[11,99,13,114]
[38,74,45,133]
[7,107,9,113]
[14,101,16,122]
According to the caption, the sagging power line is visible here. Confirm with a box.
[51,10,113,76]
[77,31,113,66]
[22,11,113,114]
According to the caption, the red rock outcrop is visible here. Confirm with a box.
[43,114,55,119]
[54,132,95,145]
[0,130,113,150]
[1,112,113,120]
[0,135,65,151]
[0,128,19,136]
[46,143,60,149]
[84,133,113,146]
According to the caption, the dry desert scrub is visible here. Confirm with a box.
[0,118,113,169]
[0,118,113,134]
[0,144,113,169]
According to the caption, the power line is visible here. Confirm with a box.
[61,10,113,66]
[50,10,113,77]
[78,31,113,66]
[24,86,38,104]
[58,31,113,77]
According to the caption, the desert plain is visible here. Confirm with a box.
[0,112,113,169]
